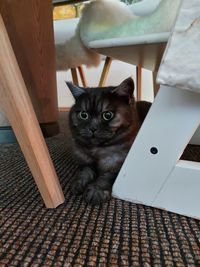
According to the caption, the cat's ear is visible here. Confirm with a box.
[112,77,134,98]
[66,82,85,99]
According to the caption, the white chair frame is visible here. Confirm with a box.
[112,0,200,219]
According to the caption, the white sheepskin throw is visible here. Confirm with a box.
[55,24,100,70]
[80,0,135,45]
[55,0,133,70]
[80,0,181,46]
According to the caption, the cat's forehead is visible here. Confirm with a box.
[78,89,114,112]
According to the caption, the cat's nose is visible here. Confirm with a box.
[91,128,96,133]
[90,126,97,133]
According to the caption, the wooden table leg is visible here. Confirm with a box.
[78,66,88,87]
[136,65,142,101]
[0,0,59,137]
[71,68,79,85]
[99,57,112,87]
[0,15,65,208]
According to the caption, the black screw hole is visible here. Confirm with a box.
[150,147,158,155]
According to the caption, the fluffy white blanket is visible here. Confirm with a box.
[55,0,134,70]
[55,23,101,70]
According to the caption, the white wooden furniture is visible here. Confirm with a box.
[113,0,200,219]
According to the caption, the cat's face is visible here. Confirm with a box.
[68,78,136,146]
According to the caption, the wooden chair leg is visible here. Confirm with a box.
[78,66,88,87]
[153,71,160,97]
[71,68,79,85]
[136,65,142,101]
[98,56,112,87]
[0,15,64,208]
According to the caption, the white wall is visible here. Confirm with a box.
[56,59,154,108]
[0,59,155,128]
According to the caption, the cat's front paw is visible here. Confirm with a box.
[71,179,86,195]
[84,184,111,205]
[71,167,96,196]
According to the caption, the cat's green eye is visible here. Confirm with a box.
[102,111,114,121]
[78,111,89,120]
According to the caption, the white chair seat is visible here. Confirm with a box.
[89,32,169,71]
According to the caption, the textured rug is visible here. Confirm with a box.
[0,113,200,266]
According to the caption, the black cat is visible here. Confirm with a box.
[67,77,151,205]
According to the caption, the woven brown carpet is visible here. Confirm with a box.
[0,113,200,266]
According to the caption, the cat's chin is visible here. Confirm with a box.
[76,136,103,147]
[75,133,116,147]
[87,137,112,147]
[90,138,103,146]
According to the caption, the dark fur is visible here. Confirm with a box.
[68,78,151,205]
